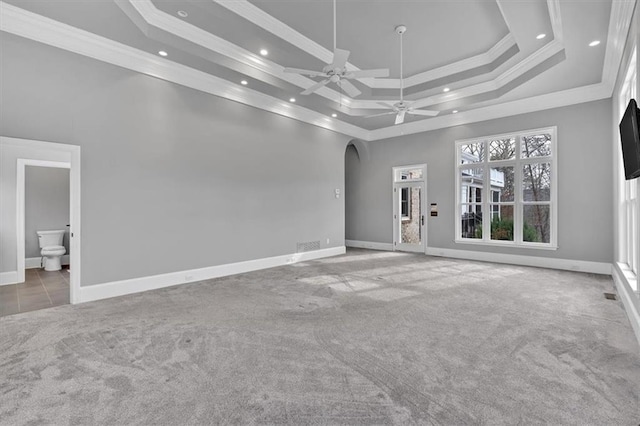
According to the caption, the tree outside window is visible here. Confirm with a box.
[456,128,556,247]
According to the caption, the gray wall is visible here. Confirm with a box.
[25,166,70,258]
[346,99,614,263]
[1,34,349,285]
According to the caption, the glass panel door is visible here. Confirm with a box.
[395,183,425,252]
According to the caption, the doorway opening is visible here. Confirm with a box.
[393,165,427,253]
[0,137,81,315]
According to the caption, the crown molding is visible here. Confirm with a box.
[211,0,374,83]
[601,0,637,94]
[122,0,352,107]
[374,34,517,89]
[347,39,564,111]
[0,0,630,143]
[125,0,566,116]
[547,0,564,43]
[0,2,370,140]
[367,83,611,141]
[213,0,521,90]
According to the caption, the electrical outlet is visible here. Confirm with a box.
[326,238,330,244]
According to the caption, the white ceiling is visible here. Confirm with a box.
[0,0,634,140]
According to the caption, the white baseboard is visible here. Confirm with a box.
[612,263,640,347]
[0,271,19,286]
[79,246,346,304]
[25,255,70,269]
[346,240,394,251]
[425,247,612,275]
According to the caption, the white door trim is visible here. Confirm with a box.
[5,137,81,304]
[392,164,427,253]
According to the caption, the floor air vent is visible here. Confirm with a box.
[297,241,320,253]
[604,292,617,300]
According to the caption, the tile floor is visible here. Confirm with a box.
[0,266,70,317]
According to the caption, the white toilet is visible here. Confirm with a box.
[36,230,66,271]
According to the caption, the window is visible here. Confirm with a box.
[401,187,410,219]
[616,48,638,279]
[456,127,557,248]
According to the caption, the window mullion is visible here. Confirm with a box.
[514,139,523,244]
[483,145,491,242]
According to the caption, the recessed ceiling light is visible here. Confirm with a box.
[331,113,337,118]
[177,10,188,18]
[240,80,248,85]
[589,40,601,47]
[158,50,168,57]
[443,87,450,92]
[289,97,296,103]
[452,110,458,114]
[260,49,268,56]
[536,33,546,40]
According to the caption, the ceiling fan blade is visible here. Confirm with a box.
[408,109,439,117]
[338,79,362,98]
[283,67,326,77]
[301,79,330,95]
[331,48,350,69]
[364,111,396,119]
[395,111,406,125]
[345,68,390,79]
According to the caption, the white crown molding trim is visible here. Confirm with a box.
[25,255,70,269]
[368,82,610,141]
[79,246,346,304]
[375,34,517,89]
[601,0,637,94]
[0,271,19,286]
[210,0,337,67]
[122,0,350,106]
[345,240,394,251]
[612,262,640,347]
[425,247,612,275]
[127,0,518,107]
[1,2,629,141]
[348,39,564,111]
[547,0,564,43]
[494,40,563,89]
[212,0,518,90]
[0,3,370,140]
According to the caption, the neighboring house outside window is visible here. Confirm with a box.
[455,128,557,248]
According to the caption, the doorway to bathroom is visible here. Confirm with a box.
[0,136,81,314]
[19,164,71,313]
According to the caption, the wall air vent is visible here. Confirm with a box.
[297,241,320,253]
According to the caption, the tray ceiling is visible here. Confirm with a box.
[0,0,634,141]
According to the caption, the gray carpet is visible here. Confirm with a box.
[1,248,639,425]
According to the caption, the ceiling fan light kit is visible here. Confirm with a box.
[364,24,439,125]
[283,0,389,98]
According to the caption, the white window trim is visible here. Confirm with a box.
[454,126,558,249]
[615,45,639,279]
[393,163,426,183]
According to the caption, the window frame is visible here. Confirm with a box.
[401,187,411,220]
[616,47,639,277]
[455,127,558,249]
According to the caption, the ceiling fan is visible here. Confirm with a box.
[366,25,439,124]
[283,0,389,98]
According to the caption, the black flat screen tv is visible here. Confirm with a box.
[620,99,640,180]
